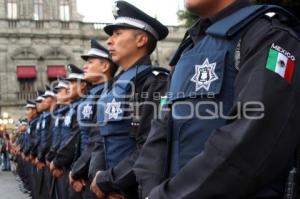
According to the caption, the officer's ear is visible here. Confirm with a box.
[80,81,88,92]
[133,29,148,49]
[100,59,110,74]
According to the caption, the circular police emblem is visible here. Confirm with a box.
[105,98,123,120]
[82,104,93,119]
[191,58,218,91]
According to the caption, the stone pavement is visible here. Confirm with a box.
[0,171,30,199]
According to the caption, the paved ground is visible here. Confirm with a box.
[0,171,30,199]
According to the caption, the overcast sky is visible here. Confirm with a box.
[77,0,185,25]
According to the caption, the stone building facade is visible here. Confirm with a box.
[0,0,185,121]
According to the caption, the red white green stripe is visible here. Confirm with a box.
[266,48,295,83]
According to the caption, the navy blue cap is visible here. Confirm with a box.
[104,0,169,41]
[55,77,69,89]
[66,64,84,80]
[42,85,56,97]
[81,39,111,61]
[20,118,28,126]
[35,89,45,102]
[25,100,36,108]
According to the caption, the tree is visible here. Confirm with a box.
[177,9,199,27]
[177,0,300,27]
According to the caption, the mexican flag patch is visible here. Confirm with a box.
[266,43,295,83]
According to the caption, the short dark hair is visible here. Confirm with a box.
[108,60,119,77]
[99,58,119,77]
[145,32,157,54]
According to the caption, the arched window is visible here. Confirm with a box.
[60,0,70,21]
[34,0,43,20]
[7,0,17,19]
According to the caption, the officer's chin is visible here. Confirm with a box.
[184,0,198,12]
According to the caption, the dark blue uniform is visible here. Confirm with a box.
[47,105,70,199]
[71,83,109,199]
[135,2,300,199]
[95,56,168,198]
[52,99,82,199]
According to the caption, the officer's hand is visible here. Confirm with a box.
[25,155,30,161]
[107,193,126,199]
[36,161,46,170]
[46,160,51,168]
[90,171,106,199]
[72,179,86,193]
[52,168,64,178]
[31,158,37,166]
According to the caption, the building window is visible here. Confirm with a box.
[18,80,36,101]
[60,0,70,21]
[34,0,43,20]
[7,1,17,19]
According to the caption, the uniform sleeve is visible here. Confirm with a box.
[149,18,300,199]
[88,133,106,181]
[133,110,169,198]
[38,117,53,161]
[96,73,169,193]
[29,126,38,157]
[53,119,80,168]
[71,126,101,180]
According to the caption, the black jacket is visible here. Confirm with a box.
[144,4,300,199]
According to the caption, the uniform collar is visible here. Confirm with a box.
[131,55,152,68]
[117,55,152,77]
[88,82,106,95]
[188,0,251,43]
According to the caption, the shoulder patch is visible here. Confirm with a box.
[265,43,295,83]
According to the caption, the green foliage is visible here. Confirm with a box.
[177,9,199,27]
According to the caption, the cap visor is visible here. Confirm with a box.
[81,54,105,61]
[104,23,140,35]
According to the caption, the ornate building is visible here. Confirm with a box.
[0,0,185,120]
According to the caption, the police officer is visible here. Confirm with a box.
[69,39,118,199]
[90,1,169,199]
[34,85,57,199]
[50,64,88,199]
[23,100,39,199]
[46,78,71,199]
[31,90,50,199]
[133,0,300,198]
[16,118,30,195]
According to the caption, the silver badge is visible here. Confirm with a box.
[105,98,123,120]
[42,119,46,129]
[82,104,93,119]
[36,122,40,130]
[55,118,59,127]
[112,2,119,17]
[64,115,71,126]
[191,58,218,91]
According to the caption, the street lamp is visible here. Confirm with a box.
[0,112,14,132]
